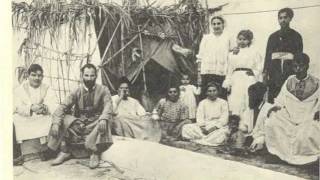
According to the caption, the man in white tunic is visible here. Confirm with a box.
[13,64,58,159]
[264,53,320,165]
[112,77,161,142]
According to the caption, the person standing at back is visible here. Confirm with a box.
[264,7,303,103]
[197,16,234,100]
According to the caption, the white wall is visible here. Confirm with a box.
[210,0,320,77]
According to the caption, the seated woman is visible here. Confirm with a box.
[181,82,229,146]
[112,77,161,142]
[153,85,191,140]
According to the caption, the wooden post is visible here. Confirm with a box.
[205,0,210,34]
[121,19,125,76]
[138,25,147,91]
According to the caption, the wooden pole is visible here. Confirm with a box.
[121,18,125,76]
[138,25,147,91]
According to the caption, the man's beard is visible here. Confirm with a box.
[83,80,96,89]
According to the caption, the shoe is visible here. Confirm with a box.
[89,153,100,169]
[13,155,24,166]
[265,153,283,164]
[51,152,71,166]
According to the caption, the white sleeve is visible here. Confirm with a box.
[135,100,146,116]
[196,35,208,60]
[13,87,32,117]
[193,85,201,95]
[215,100,229,128]
[222,54,233,88]
[252,51,264,82]
[43,87,59,115]
[196,101,205,126]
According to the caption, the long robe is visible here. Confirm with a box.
[13,81,58,143]
[223,47,264,133]
[48,84,113,154]
[182,98,229,146]
[111,95,161,142]
[265,75,320,165]
[264,28,303,103]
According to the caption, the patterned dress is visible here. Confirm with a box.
[154,98,190,139]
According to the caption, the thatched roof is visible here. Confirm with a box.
[12,0,223,47]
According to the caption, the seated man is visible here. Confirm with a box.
[181,82,229,146]
[111,77,161,142]
[48,64,113,169]
[153,85,191,141]
[264,53,320,165]
[13,64,58,162]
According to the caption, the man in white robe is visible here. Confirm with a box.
[264,53,320,165]
[13,64,58,160]
[112,77,161,142]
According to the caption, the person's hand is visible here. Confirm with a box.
[246,70,254,76]
[232,47,240,55]
[37,104,49,115]
[249,140,264,152]
[180,87,186,92]
[31,104,43,114]
[314,111,319,121]
[98,119,107,134]
[262,72,268,85]
[267,106,282,118]
[51,124,60,138]
[119,90,125,99]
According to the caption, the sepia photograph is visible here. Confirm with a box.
[2,0,320,179]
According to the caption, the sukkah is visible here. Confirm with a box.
[12,0,224,107]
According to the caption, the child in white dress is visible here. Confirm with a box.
[223,30,263,135]
[179,74,201,121]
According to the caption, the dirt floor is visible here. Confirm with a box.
[162,140,319,180]
[13,140,319,180]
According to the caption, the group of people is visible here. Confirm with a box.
[13,7,319,170]
[180,7,319,165]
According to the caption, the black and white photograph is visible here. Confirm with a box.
[1,0,319,179]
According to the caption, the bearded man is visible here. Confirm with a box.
[48,64,113,169]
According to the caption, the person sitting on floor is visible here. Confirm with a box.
[13,64,58,162]
[264,53,320,165]
[48,64,113,169]
[153,85,191,141]
[181,82,229,146]
[111,77,161,142]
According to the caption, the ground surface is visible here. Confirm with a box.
[14,139,319,180]
[163,140,319,180]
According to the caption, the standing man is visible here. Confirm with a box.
[48,64,113,169]
[264,8,303,103]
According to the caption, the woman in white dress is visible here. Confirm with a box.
[181,82,229,146]
[223,30,263,134]
[197,16,234,99]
